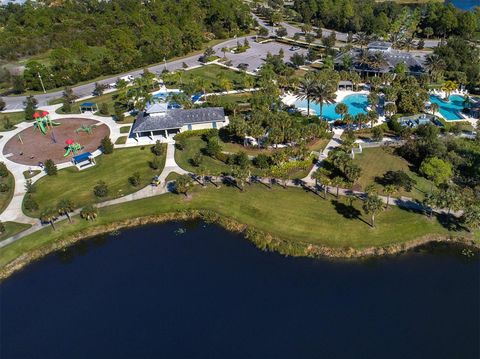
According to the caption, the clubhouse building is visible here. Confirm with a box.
[335,41,426,76]
[131,103,228,142]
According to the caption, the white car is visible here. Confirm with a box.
[290,46,300,51]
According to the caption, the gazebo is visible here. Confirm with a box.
[79,102,98,113]
[338,80,353,91]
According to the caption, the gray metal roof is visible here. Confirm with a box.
[334,49,425,74]
[132,107,225,133]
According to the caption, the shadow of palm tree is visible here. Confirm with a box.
[331,199,369,226]
[435,213,468,232]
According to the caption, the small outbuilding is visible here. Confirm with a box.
[80,102,98,113]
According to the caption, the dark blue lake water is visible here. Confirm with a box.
[1,221,479,359]
[447,0,478,10]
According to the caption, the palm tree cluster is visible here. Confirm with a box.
[356,50,388,75]
[296,70,338,119]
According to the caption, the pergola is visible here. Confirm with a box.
[79,102,98,113]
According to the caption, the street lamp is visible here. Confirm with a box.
[37,72,46,94]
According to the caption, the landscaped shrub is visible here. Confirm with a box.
[24,195,39,212]
[99,103,109,116]
[101,136,114,154]
[174,129,216,141]
[150,156,162,170]
[93,180,109,197]
[3,116,13,130]
[0,162,8,177]
[80,205,98,221]
[44,159,57,176]
[254,154,271,169]
[0,221,5,234]
[190,152,203,167]
[0,183,10,192]
[128,172,141,187]
[151,140,165,156]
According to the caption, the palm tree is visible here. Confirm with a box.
[355,113,368,129]
[462,95,472,110]
[40,208,58,230]
[57,199,75,223]
[174,174,193,197]
[441,80,457,99]
[313,81,336,119]
[422,192,437,218]
[354,32,370,49]
[368,52,388,75]
[221,47,229,59]
[368,110,379,129]
[463,204,480,231]
[362,193,384,228]
[331,176,344,198]
[349,71,362,91]
[430,103,439,116]
[297,76,317,116]
[384,103,397,118]
[383,185,397,208]
[335,103,348,121]
[80,205,98,221]
[402,37,416,52]
[424,54,446,83]
[344,114,354,130]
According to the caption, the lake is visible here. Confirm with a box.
[1,221,479,359]
[447,0,478,10]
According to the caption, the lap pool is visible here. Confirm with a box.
[294,94,369,121]
[429,94,465,121]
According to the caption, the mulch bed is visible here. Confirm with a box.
[3,118,110,166]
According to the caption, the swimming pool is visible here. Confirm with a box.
[294,94,369,121]
[429,95,465,121]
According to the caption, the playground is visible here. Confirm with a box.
[3,118,109,166]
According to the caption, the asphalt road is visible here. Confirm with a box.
[1,13,438,111]
[1,36,307,111]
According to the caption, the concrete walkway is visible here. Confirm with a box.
[303,128,344,183]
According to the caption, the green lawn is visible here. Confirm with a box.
[120,126,131,134]
[54,90,120,116]
[207,93,252,107]
[0,222,31,241]
[353,147,434,200]
[24,146,166,217]
[23,170,41,179]
[1,184,468,269]
[115,136,128,145]
[175,136,231,174]
[177,135,314,179]
[0,172,15,214]
[0,112,28,131]
[168,64,256,92]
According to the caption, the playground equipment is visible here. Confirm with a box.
[75,124,95,135]
[63,138,83,157]
[33,111,61,135]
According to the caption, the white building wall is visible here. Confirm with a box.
[179,117,229,132]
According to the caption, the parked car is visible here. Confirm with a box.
[290,46,300,51]
[237,63,249,70]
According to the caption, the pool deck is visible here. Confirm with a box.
[282,90,369,107]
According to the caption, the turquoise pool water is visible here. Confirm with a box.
[294,94,369,121]
[429,95,465,121]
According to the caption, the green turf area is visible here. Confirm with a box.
[24,146,166,217]
[168,64,256,92]
[220,140,273,155]
[115,136,128,145]
[177,135,314,178]
[0,112,28,131]
[1,184,468,268]
[307,138,330,152]
[23,170,42,179]
[353,147,434,200]
[120,126,131,134]
[164,172,183,182]
[175,135,231,174]
[0,172,15,214]
[208,93,252,107]
[54,90,119,115]
[0,222,31,241]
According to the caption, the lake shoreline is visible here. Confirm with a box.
[1,210,478,280]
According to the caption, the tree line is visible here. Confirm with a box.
[0,0,252,93]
